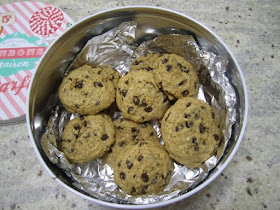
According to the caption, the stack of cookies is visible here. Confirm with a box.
[57,53,222,196]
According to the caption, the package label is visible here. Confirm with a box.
[0,1,74,123]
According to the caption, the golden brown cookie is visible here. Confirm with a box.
[114,140,173,195]
[116,69,170,123]
[161,97,222,168]
[60,114,115,163]
[152,54,199,100]
[58,65,119,115]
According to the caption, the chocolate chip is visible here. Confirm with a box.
[186,103,191,107]
[131,134,137,140]
[101,134,109,140]
[120,172,126,180]
[74,124,80,130]
[94,81,103,87]
[126,160,133,169]
[149,132,154,136]
[181,66,189,73]
[192,137,198,144]
[125,80,129,85]
[186,121,194,128]
[131,187,136,194]
[178,81,184,86]
[194,146,199,151]
[138,155,143,162]
[128,107,134,113]
[79,116,84,120]
[117,126,123,130]
[83,121,88,127]
[97,71,102,75]
[134,60,143,65]
[122,90,128,97]
[199,124,206,133]
[144,106,153,112]
[176,126,180,132]
[141,99,147,106]
[141,186,148,194]
[75,81,83,88]
[118,162,121,167]
[140,142,148,147]
[75,104,79,109]
[182,90,189,96]
[162,58,168,64]
[194,114,199,120]
[95,100,100,105]
[145,66,153,71]
[141,173,149,182]
[133,96,140,105]
[119,141,126,147]
[71,148,75,153]
[201,106,206,111]
[166,65,172,71]
[213,134,219,141]
[185,113,191,118]
[131,127,138,133]
[212,112,215,119]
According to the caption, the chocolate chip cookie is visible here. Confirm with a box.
[116,69,169,123]
[60,114,115,163]
[114,140,174,195]
[161,97,222,168]
[152,54,199,100]
[58,65,119,115]
[103,118,159,167]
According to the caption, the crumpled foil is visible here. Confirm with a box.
[41,21,236,204]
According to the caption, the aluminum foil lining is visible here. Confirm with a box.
[40,21,236,204]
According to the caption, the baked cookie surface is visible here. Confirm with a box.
[58,65,118,115]
[114,140,174,195]
[116,69,169,123]
[161,97,222,168]
[129,54,160,71]
[152,54,199,100]
[103,118,159,167]
[60,114,115,163]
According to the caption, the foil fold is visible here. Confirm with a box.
[41,22,237,204]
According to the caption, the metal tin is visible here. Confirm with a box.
[26,6,248,209]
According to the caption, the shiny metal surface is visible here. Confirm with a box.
[26,6,248,209]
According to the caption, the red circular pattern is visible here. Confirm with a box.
[29,7,64,36]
